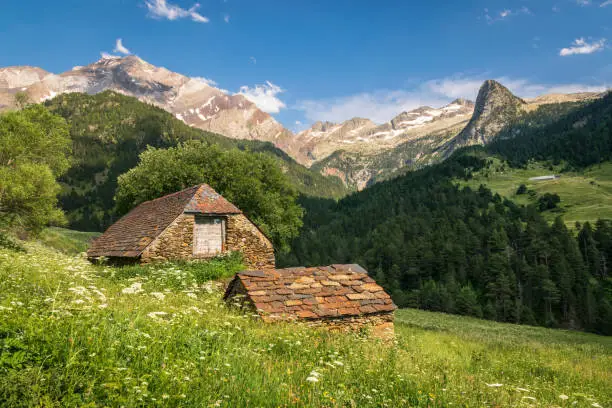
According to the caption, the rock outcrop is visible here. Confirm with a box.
[453,80,526,147]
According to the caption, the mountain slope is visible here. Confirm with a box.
[2,58,606,191]
[310,82,604,188]
[292,99,475,166]
[43,91,346,231]
[0,56,293,148]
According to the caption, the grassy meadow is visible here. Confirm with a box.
[0,239,610,407]
[459,160,612,226]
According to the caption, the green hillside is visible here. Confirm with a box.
[282,94,612,335]
[44,91,346,231]
[0,241,609,407]
[459,159,612,226]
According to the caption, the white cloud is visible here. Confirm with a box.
[577,0,591,5]
[560,38,606,56]
[485,7,531,24]
[237,81,286,113]
[601,0,612,6]
[425,76,608,99]
[224,14,230,23]
[192,76,217,87]
[295,91,448,124]
[249,56,257,64]
[552,5,561,12]
[145,0,209,23]
[113,38,131,55]
[295,75,608,124]
[190,12,209,23]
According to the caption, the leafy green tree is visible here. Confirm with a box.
[0,105,71,233]
[14,91,31,109]
[537,193,561,212]
[115,141,303,252]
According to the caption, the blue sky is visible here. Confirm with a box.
[1,0,611,130]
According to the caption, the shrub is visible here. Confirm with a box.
[538,193,561,211]
[0,232,25,252]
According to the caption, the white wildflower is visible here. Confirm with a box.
[72,299,86,305]
[147,311,168,319]
[559,395,569,400]
[306,376,319,383]
[98,304,108,309]
[150,292,165,301]
[92,289,107,301]
[122,282,143,295]
[186,292,197,299]
[68,286,89,296]
[333,361,344,367]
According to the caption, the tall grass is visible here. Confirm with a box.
[0,243,610,407]
[37,227,101,255]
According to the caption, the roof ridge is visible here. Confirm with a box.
[143,184,203,205]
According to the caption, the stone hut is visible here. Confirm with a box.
[224,264,396,337]
[87,184,275,269]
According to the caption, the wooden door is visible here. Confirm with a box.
[193,217,224,256]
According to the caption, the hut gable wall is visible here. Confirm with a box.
[226,214,275,269]
[139,213,275,268]
[141,213,195,263]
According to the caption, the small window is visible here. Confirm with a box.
[193,216,225,256]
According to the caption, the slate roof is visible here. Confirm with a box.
[224,264,396,321]
[88,184,241,258]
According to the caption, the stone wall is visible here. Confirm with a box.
[141,213,275,269]
[226,214,275,269]
[305,313,395,339]
[141,213,195,263]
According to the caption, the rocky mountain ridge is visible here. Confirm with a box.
[0,58,606,190]
[311,81,607,189]
[0,56,292,148]
[290,98,475,166]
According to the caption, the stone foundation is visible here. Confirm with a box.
[225,283,395,340]
[304,313,395,339]
[140,213,275,269]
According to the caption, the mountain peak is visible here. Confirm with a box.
[449,98,474,107]
[454,80,526,146]
[477,80,525,106]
